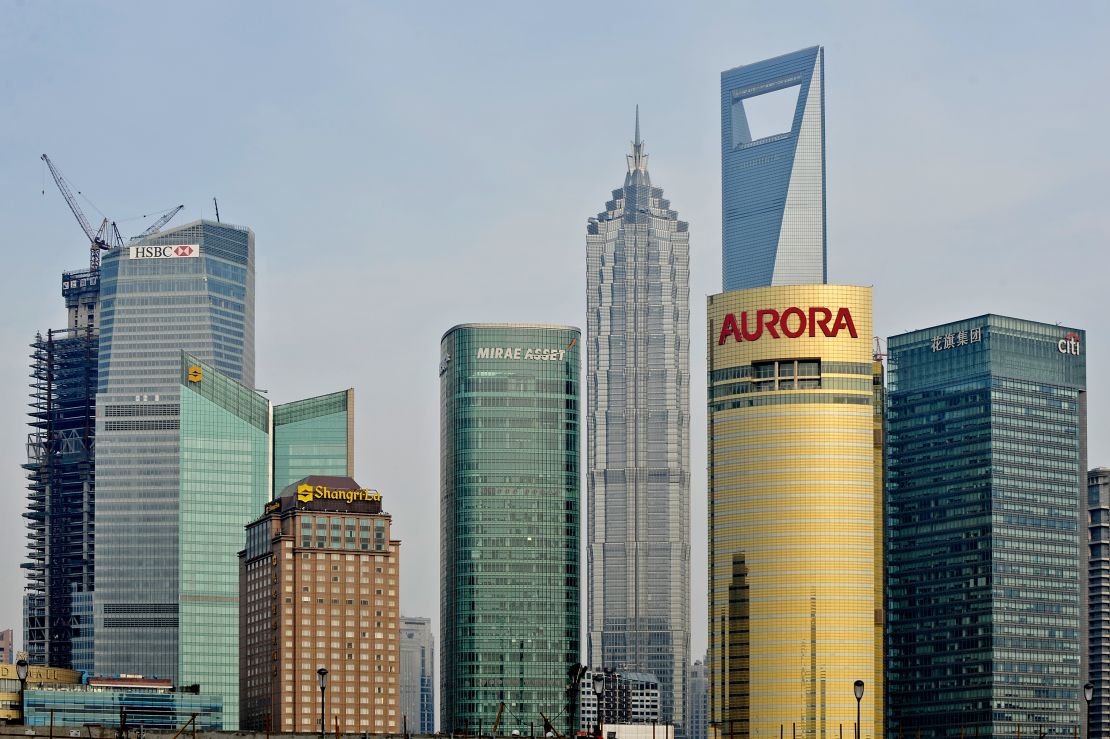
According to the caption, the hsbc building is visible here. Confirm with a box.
[92,219,256,721]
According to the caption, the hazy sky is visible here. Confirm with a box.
[1,1,1108,667]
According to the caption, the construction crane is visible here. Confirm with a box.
[41,154,124,273]
[135,204,185,238]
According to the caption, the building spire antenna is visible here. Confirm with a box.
[627,105,648,174]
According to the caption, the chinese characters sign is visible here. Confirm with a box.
[931,327,982,352]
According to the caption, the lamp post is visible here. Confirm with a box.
[592,672,606,739]
[1084,682,1094,739]
[853,680,865,739]
[317,667,329,739]
[16,659,28,726]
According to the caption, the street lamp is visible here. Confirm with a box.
[317,667,329,739]
[592,672,606,739]
[853,680,865,739]
[15,659,28,726]
[1085,682,1094,739]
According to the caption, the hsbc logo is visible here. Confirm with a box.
[128,244,201,260]
[1058,331,1081,356]
[718,306,858,345]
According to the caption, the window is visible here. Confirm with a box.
[750,359,821,391]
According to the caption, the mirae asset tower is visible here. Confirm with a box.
[439,324,581,735]
[707,285,880,739]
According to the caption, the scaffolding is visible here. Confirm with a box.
[23,326,97,668]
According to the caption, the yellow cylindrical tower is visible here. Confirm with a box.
[707,285,879,739]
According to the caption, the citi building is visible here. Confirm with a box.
[886,316,1087,738]
[707,285,880,739]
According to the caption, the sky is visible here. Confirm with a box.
[1,0,1108,670]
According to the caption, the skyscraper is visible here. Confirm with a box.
[707,285,879,739]
[94,221,255,691]
[23,262,103,670]
[886,316,1087,738]
[439,324,581,735]
[686,659,707,739]
[24,326,97,670]
[239,476,401,733]
[1091,467,1110,739]
[586,111,690,737]
[721,47,825,291]
[273,390,355,491]
[399,616,435,734]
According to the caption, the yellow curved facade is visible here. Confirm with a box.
[0,664,82,721]
[707,285,881,739]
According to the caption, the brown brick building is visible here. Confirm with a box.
[239,476,401,733]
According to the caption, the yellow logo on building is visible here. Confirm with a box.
[187,365,203,383]
[297,484,315,503]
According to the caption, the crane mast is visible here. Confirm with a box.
[41,154,124,273]
[136,205,185,238]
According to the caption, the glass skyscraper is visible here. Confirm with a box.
[707,285,879,739]
[1090,467,1110,739]
[179,353,270,727]
[721,46,825,291]
[273,389,354,491]
[586,112,690,737]
[94,220,255,688]
[400,615,436,734]
[886,315,1087,739]
[439,324,581,735]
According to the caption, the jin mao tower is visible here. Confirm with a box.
[586,111,690,736]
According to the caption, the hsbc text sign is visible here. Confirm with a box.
[128,244,200,259]
[717,306,858,345]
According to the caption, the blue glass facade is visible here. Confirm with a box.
[721,46,825,291]
[886,315,1087,738]
[1090,468,1110,739]
[24,687,223,729]
[93,221,254,685]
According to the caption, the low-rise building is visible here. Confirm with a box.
[24,677,222,729]
[579,668,661,734]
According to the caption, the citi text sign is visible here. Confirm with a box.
[1059,332,1081,356]
[718,307,858,345]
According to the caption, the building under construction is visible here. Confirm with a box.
[23,324,97,670]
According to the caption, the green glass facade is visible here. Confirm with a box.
[179,353,270,729]
[440,324,581,735]
[273,389,353,491]
[886,315,1087,739]
[175,355,353,730]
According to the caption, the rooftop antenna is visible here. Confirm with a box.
[213,197,220,223]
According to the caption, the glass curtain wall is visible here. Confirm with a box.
[586,119,690,737]
[440,324,581,736]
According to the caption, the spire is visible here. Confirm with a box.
[627,105,648,175]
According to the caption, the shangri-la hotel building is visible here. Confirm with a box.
[239,476,401,733]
